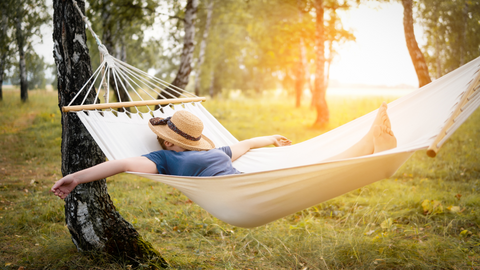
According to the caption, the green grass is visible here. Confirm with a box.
[1,90,479,269]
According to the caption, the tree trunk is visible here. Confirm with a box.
[209,69,215,98]
[52,0,167,267]
[15,4,28,102]
[161,0,198,99]
[401,0,431,87]
[194,0,214,96]
[0,53,4,101]
[0,11,7,101]
[460,2,468,66]
[431,4,442,79]
[312,0,329,127]
[294,0,307,108]
[325,39,334,89]
[294,38,306,108]
[434,34,441,78]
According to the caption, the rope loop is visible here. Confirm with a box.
[72,0,103,46]
[98,44,110,56]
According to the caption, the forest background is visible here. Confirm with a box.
[2,0,480,109]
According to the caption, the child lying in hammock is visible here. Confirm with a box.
[51,102,396,200]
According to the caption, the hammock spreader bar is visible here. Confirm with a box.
[426,67,480,157]
[62,97,207,112]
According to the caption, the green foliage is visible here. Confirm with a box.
[1,91,479,268]
[193,0,356,96]
[86,0,160,72]
[0,0,49,90]
[8,52,47,89]
[417,0,480,78]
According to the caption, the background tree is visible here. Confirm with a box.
[309,0,356,127]
[194,0,214,96]
[9,51,48,89]
[312,0,328,127]
[0,0,15,101]
[86,0,158,110]
[418,0,480,79]
[294,0,309,108]
[377,0,431,87]
[188,0,353,124]
[13,0,49,102]
[401,0,431,87]
[25,53,47,89]
[158,0,199,100]
[53,0,167,266]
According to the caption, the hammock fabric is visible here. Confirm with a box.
[74,56,480,228]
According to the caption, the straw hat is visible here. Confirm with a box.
[148,110,214,151]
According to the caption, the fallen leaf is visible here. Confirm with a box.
[421,199,443,215]
[381,218,393,230]
[460,230,472,237]
[447,205,461,213]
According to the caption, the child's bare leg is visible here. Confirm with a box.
[323,103,393,162]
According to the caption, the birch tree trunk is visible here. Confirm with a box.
[0,53,4,101]
[294,38,306,108]
[401,0,431,87]
[209,69,215,98]
[312,0,329,127]
[294,0,307,108]
[161,0,198,99]
[0,11,7,101]
[460,2,468,66]
[53,0,167,267]
[15,4,28,102]
[194,0,214,96]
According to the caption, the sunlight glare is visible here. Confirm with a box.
[330,2,424,87]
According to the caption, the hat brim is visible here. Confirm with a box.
[148,120,215,151]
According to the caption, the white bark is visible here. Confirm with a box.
[194,0,214,96]
[162,0,199,99]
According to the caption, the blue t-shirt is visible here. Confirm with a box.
[143,146,241,177]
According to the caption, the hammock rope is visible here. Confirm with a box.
[67,0,199,114]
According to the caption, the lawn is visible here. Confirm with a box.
[1,90,479,269]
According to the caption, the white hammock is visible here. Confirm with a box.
[67,2,480,227]
[68,56,480,228]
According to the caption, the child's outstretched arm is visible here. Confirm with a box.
[229,135,291,161]
[51,157,157,199]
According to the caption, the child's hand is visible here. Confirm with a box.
[272,135,292,147]
[51,175,78,199]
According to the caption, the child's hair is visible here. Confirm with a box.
[157,136,166,149]
[157,136,190,151]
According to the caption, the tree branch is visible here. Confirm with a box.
[157,12,185,23]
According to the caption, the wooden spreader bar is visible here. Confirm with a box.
[62,97,206,112]
[426,68,480,158]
